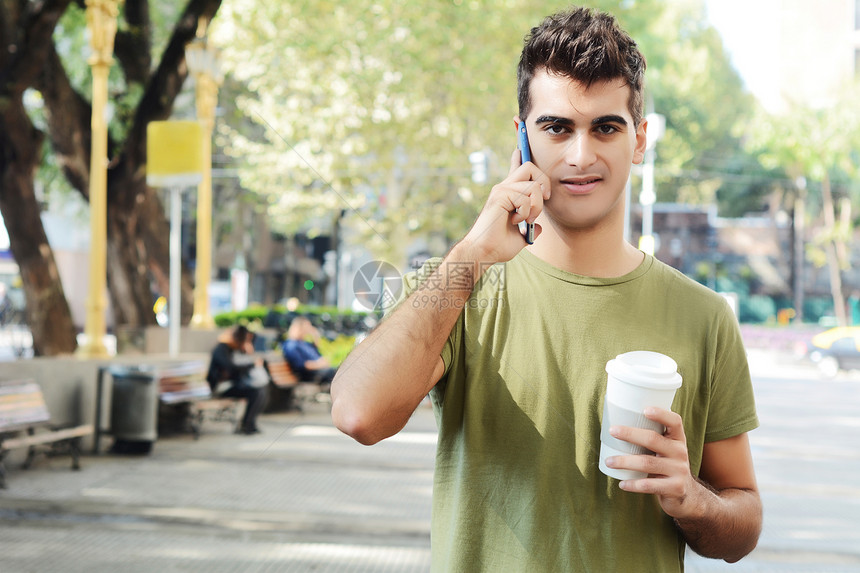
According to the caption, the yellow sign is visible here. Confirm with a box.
[146,120,203,187]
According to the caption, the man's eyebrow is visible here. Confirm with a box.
[592,114,628,127]
[534,114,629,128]
[534,115,574,126]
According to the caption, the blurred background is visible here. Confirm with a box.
[1,0,860,363]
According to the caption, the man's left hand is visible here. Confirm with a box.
[604,407,703,520]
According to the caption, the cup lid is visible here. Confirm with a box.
[606,351,682,390]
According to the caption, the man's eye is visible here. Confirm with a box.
[546,124,566,135]
[596,124,618,135]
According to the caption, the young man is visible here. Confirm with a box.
[331,6,761,571]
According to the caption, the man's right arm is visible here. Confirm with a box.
[331,147,549,446]
[330,242,484,445]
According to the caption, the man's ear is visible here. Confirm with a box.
[513,115,523,130]
[632,118,648,165]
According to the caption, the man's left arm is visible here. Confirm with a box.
[605,409,762,563]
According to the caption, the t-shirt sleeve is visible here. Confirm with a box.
[705,301,760,442]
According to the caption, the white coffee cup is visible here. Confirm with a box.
[598,351,682,481]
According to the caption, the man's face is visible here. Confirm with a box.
[522,69,646,231]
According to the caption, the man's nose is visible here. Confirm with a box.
[564,134,597,168]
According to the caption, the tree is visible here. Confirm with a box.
[214,0,667,267]
[746,85,860,326]
[0,0,78,355]
[638,0,763,212]
[1,0,222,356]
[39,0,222,328]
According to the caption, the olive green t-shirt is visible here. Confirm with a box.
[401,250,758,572]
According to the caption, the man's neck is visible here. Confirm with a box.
[526,213,644,278]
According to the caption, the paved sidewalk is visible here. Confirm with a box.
[2,351,859,572]
[0,402,437,572]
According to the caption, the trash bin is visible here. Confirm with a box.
[109,365,158,454]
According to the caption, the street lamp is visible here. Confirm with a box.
[78,0,121,358]
[638,112,665,256]
[186,17,223,330]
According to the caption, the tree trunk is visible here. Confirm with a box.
[0,0,78,356]
[791,194,805,323]
[105,167,194,326]
[820,174,848,326]
[0,98,77,355]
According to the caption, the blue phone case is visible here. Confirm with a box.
[517,121,536,244]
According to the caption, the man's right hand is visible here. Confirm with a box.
[331,148,549,446]
[458,147,550,265]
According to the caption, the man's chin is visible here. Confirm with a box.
[543,210,605,233]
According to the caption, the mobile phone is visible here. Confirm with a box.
[517,120,536,244]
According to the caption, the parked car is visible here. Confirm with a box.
[806,326,860,378]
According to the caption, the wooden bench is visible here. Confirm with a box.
[0,380,93,489]
[156,361,244,439]
[265,355,331,413]
[264,356,300,412]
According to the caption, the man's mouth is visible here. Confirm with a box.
[561,177,601,193]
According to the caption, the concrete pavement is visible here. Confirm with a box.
[0,401,437,572]
[2,350,860,572]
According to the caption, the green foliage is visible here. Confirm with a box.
[643,1,761,209]
[803,297,835,324]
[213,0,668,265]
[215,304,361,364]
[745,83,860,325]
[713,152,784,217]
[316,335,356,367]
[739,295,775,324]
[213,305,269,328]
[214,304,373,329]
[747,91,860,184]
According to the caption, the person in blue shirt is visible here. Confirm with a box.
[281,316,337,388]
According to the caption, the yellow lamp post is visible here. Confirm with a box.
[78,0,121,358]
[147,121,203,356]
[186,18,223,330]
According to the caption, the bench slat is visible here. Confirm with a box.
[160,387,212,404]
[267,360,300,387]
[2,424,94,450]
[193,398,242,411]
[0,382,52,430]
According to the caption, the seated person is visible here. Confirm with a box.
[281,317,337,388]
[206,325,267,434]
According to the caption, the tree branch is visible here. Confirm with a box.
[36,45,94,198]
[114,0,152,85]
[120,0,222,169]
[1,0,72,89]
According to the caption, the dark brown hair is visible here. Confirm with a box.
[232,325,249,345]
[517,6,646,126]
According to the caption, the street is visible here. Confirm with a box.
[0,349,858,571]
[686,350,860,572]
